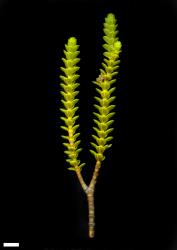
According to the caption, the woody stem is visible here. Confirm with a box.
[86,160,101,238]
[86,188,95,238]
[75,167,88,192]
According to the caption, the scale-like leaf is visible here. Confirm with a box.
[106,120,114,128]
[61,135,69,140]
[79,163,86,170]
[105,128,114,137]
[60,126,68,132]
[107,96,116,103]
[68,167,76,171]
[89,150,97,159]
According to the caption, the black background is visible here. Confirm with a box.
[0,0,177,249]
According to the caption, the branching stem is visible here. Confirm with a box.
[75,161,101,238]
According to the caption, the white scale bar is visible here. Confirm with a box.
[3,243,19,247]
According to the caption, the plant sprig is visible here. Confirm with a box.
[90,13,122,162]
[60,37,85,172]
[59,12,122,239]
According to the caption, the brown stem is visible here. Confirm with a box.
[75,167,88,192]
[87,188,95,238]
[86,160,101,238]
[89,160,101,189]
